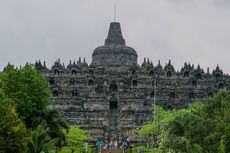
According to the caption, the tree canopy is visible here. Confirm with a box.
[138,90,230,153]
[0,89,27,153]
[60,125,92,153]
[0,64,50,128]
[0,64,72,152]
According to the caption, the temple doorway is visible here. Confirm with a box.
[108,96,119,140]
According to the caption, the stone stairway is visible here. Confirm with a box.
[101,148,122,153]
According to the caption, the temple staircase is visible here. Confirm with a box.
[101,148,122,153]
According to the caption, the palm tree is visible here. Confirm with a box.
[44,110,69,149]
[27,122,57,153]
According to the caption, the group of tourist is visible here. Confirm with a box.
[96,137,129,150]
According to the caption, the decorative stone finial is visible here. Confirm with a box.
[216,64,220,70]
[150,61,153,67]
[79,57,81,63]
[104,22,126,46]
[147,58,150,64]
[82,57,88,67]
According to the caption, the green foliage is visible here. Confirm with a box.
[138,91,230,153]
[0,64,69,152]
[160,102,205,153]
[60,125,91,153]
[201,90,230,153]
[138,122,157,138]
[27,122,57,153]
[0,89,27,153]
[44,110,69,149]
[138,105,175,147]
[0,64,50,128]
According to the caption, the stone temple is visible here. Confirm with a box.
[35,22,230,140]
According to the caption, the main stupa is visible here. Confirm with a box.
[91,22,138,70]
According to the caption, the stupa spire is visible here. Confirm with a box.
[105,22,126,46]
[114,4,117,22]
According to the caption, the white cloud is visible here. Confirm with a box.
[0,0,230,73]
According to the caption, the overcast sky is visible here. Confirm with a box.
[0,0,230,73]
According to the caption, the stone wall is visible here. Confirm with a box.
[35,58,230,140]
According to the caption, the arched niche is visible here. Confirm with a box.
[132,70,136,75]
[69,79,75,86]
[215,73,221,79]
[89,70,94,75]
[109,97,118,110]
[218,83,224,89]
[71,70,77,75]
[132,80,138,86]
[170,92,175,99]
[196,73,201,79]
[53,90,58,97]
[167,71,172,77]
[208,92,213,97]
[54,69,60,75]
[143,100,148,106]
[49,78,55,85]
[206,87,213,98]
[72,90,78,97]
[88,79,94,86]
[189,92,195,99]
[192,80,197,87]
[149,70,154,76]
[184,71,189,77]
[109,82,118,92]
[151,91,155,98]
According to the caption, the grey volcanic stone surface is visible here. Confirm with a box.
[35,22,230,140]
[91,22,138,70]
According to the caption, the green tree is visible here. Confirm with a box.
[201,90,230,153]
[138,105,175,148]
[0,64,69,151]
[130,91,230,153]
[0,64,50,128]
[27,122,57,153]
[150,91,230,153]
[60,126,91,153]
[161,103,205,153]
[0,89,27,153]
[44,110,69,149]
[138,102,206,153]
